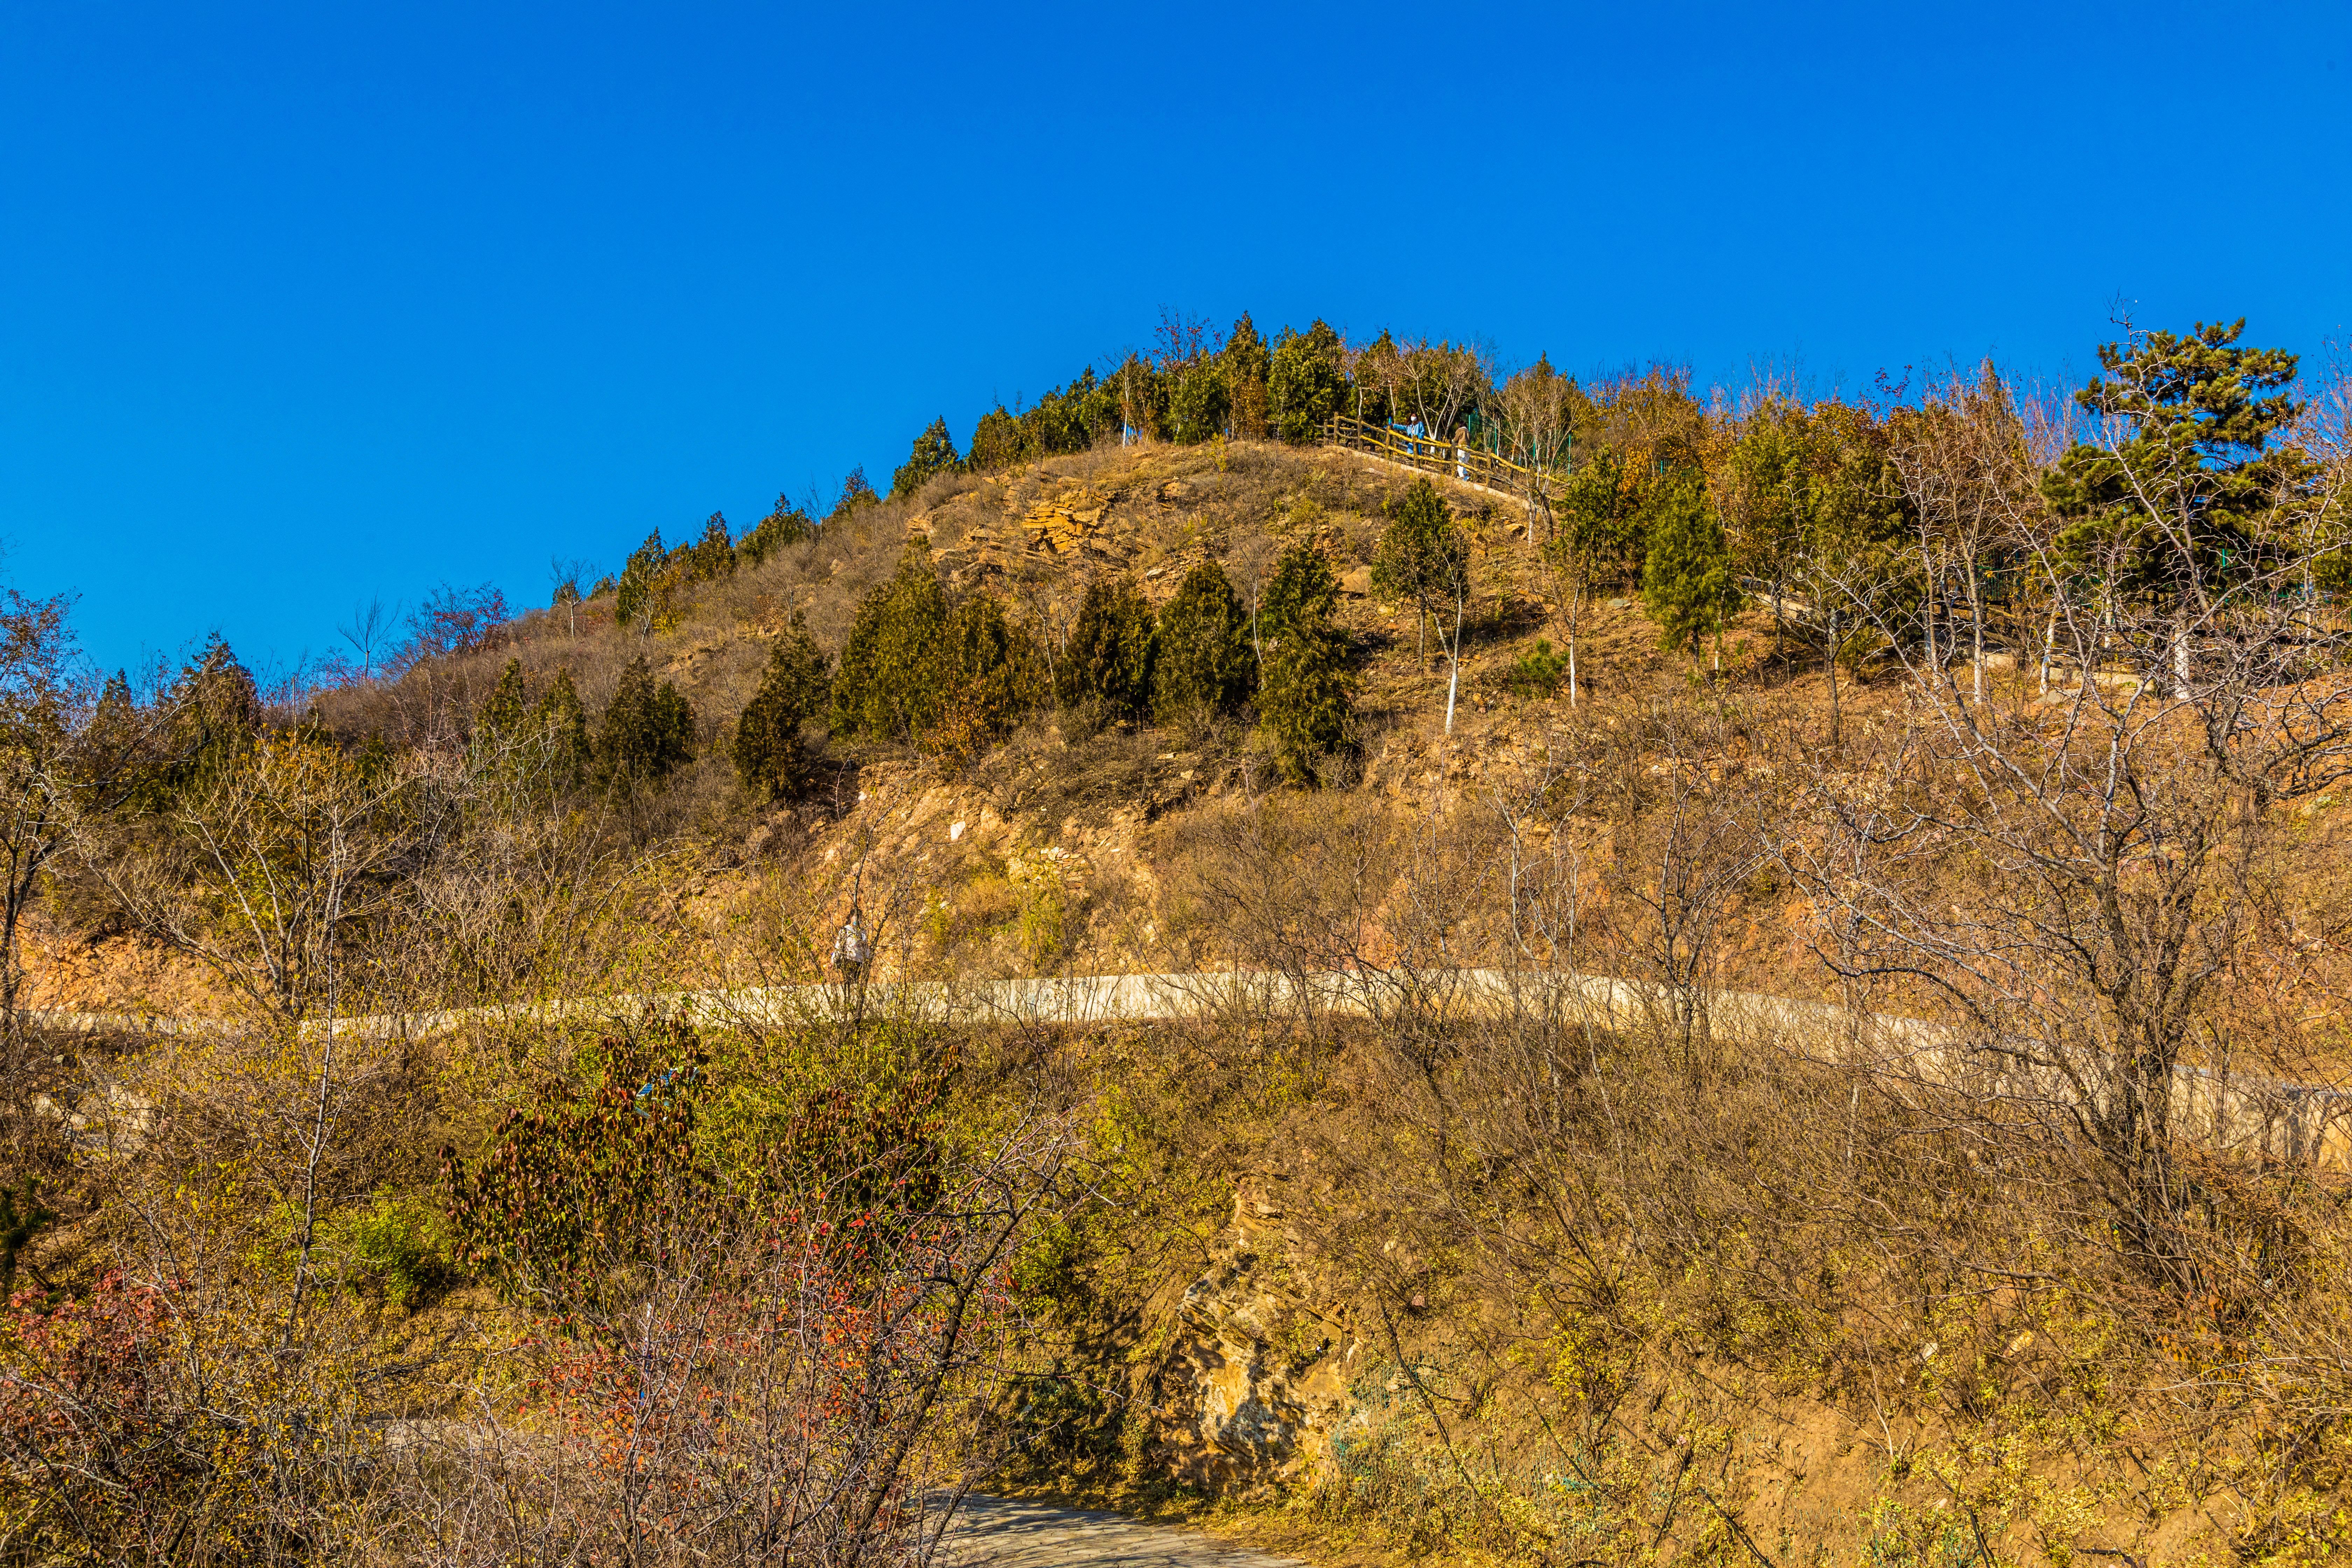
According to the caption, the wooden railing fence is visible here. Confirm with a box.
[1324,414,1563,509]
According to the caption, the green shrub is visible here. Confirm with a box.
[1503,639,1569,700]
[1639,468,1742,660]
[1152,560,1254,721]
[600,654,695,784]
[968,405,1024,471]
[733,611,832,799]
[832,547,1038,760]
[1224,313,1271,439]
[685,511,735,581]
[1372,478,1470,667]
[329,1193,454,1311]
[1055,578,1155,722]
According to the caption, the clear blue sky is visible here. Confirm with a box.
[4,1,2346,677]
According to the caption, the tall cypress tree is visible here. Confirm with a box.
[616,530,667,628]
[1055,578,1156,721]
[1153,560,1254,721]
[475,659,528,749]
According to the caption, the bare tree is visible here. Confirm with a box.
[337,593,399,680]
[1776,339,2352,1280]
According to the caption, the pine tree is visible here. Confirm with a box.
[1639,469,1742,664]
[733,611,832,799]
[1260,620,1354,786]
[600,655,695,785]
[1256,542,1355,784]
[1152,560,1254,720]
[1372,478,1470,668]
[967,405,1024,471]
[830,546,951,742]
[832,467,879,521]
[890,418,962,499]
[1055,577,1156,721]
[1169,366,1229,446]
[1259,539,1340,645]
[2044,318,2303,596]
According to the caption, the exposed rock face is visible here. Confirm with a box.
[1152,1186,1354,1492]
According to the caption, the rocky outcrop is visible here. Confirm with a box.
[1151,1186,1356,1492]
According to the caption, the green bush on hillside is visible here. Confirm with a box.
[733,611,832,800]
[615,530,667,629]
[1372,478,1470,668]
[1152,560,1254,721]
[1055,578,1155,723]
[1224,313,1271,440]
[1168,365,1229,445]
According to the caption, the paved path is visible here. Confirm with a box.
[944,1496,1306,1568]
[27,965,2351,1171]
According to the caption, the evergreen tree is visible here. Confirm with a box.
[616,530,666,628]
[531,667,594,791]
[1055,577,1156,721]
[927,593,1041,762]
[1259,622,1354,786]
[1639,470,1743,663]
[1371,478,1470,668]
[1152,560,1254,720]
[830,546,951,741]
[1255,542,1355,784]
[890,418,962,499]
[600,655,695,785]
[1168,365,1229,445]
[967,405,1024,471]
[737,496,814,568]
[1259,538,1341,645]
[474,659,528,754]
[686,512,735,581]
[831,467,879,521]
[1224,313,1271,439]
[1267,320,1347,443]
[2043,319,2304,597]
[733,611,832,799]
